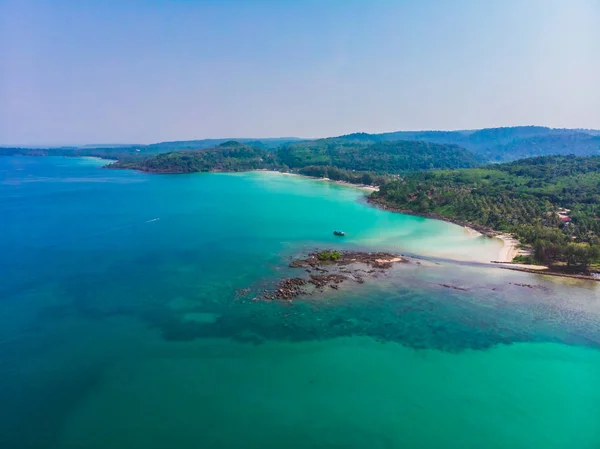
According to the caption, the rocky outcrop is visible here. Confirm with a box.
[262,250,408,301]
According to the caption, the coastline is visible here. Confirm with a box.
[274,171,525,266]
[365,195,497,236]
[364,195,600,282]
[497,265,600,282]
[108,166,379,192]
[103,166,596,279]
[366,195,517,262]
[272,171,379,192]
[310,176,379,192]
[495,234,523,263]
[81,156,113,163]
[13,157,600,283]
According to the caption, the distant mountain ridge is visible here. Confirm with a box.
[0,137,304,158]
[2,126,599,162]
[144,137,304,151]
[334,126,600,161]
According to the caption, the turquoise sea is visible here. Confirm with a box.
[1,156,599,449]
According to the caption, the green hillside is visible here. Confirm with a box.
[4,126,600,163]
[372,155,600,269]
[110,137,483,177]
[368,126,600,161]
[277,138,482,172]
[110,141,279,173]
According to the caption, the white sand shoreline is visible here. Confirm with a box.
[491,235,549,270]
[313,176,379,192]
[261,170,379,192]
[495,234,521,263]
[461,227,529,265]
[256,170,544,267]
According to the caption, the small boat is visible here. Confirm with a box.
[333,230,345,236]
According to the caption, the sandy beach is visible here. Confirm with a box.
[276,171,379,192]
[493,235,549,270]
[261,170,541,266]
[463,226,483,238]
[495,234,521,262]
[319,177,379,192]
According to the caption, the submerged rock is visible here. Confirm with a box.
[264,277,308,300]
[262,250,408,301]
[309,274,347,288]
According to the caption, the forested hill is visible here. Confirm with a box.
[3,126,599,163]
[0,137,303,159]
[144,137,303,151]
[371,155,600,269]
[110,138,482,175]
[110,141,279,173]
[0,146,143,159]
[277,138,483,172]
[336,126,600,162]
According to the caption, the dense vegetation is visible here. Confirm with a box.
[277,138,482,172]
[110,141,279,173]
[372,156,600,270]
[143,137,302,151]
[0,146,143,160]
[110,138,482,181]
[297,166,389,186]
[4,126,599,164]
[316,250,342,261]
[475,132,600,162]
[335,126,600,162]
[0,137,302,160]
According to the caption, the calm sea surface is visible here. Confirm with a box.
[1,156,599,449]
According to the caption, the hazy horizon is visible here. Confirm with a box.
[1,0,599,145]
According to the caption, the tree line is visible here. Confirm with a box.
[373,156,600,270]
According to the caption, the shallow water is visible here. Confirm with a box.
[0,157,599,449]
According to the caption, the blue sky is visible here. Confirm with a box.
[1,0,599,145]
